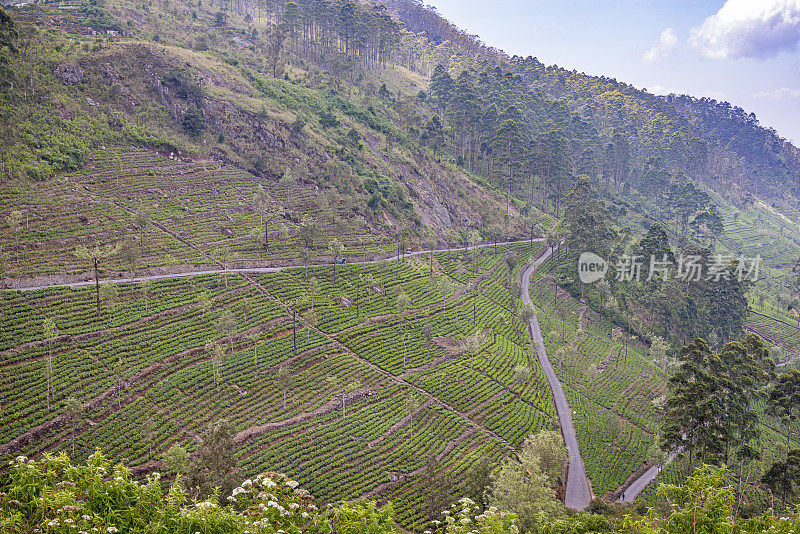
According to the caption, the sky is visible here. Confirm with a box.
[424,0,800,145]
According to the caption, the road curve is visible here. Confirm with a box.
[520,247,592,510]
[6,227,671,502]
[617,450,679,503]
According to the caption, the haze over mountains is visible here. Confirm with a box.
[0,0,799,532]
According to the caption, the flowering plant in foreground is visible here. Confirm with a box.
[0,452,391,534]
[430,498,518,534]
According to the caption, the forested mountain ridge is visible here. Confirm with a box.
[1,0,800,530]
[665,93,800,198]
[380,0,800,210]
[1,0,799,257]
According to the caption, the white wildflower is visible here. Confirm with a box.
[286,480,299,488]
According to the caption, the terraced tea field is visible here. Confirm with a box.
[0,146,399,284]
[0,241,555,528]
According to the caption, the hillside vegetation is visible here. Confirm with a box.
[1,0,800,531]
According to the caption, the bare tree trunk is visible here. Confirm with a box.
[735,457,745,517]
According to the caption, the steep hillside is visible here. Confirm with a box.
[1,0,800,526]
[381,0,800,209]
[0,1,536,286]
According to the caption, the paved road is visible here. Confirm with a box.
[9,231,674,503]
[617,450,679,503]
[520,246,592,510]
[4,238,544,292]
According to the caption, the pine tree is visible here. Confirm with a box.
[429,64,454,108]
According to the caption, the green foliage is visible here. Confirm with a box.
[438,499,519,534]
[81,0,122,31]
[319,500,395,534]
[657,465,735,534]
[0,6,17,55]
[364,173,413,216]
[487,430,566,532]
[663,335,774,476]
[3,0,800,525]
[8,110,111,180]
[318,108,340,129]
[162,68,202,101]
[0,452,395,534]
[562,179,617,260]
[182,104,206,137]
[422,116,444,153]
[187,419,238,498]
[323,90,402,139]
[162,444,189,476]
[6,452,800,534]
[761,449,800,509]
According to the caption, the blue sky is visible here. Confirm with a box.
[425,0,800,144]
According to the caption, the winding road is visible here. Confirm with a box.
[520,247,677,508]
[617,450,679,503]
[520,246,592,510]
[6,235,671,506]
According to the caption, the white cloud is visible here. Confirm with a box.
[754,87,800,98]
[690,0,800,60]
[642,28,679,63]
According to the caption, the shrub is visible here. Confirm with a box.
[182,104,205,136]
[0,452,397,534]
